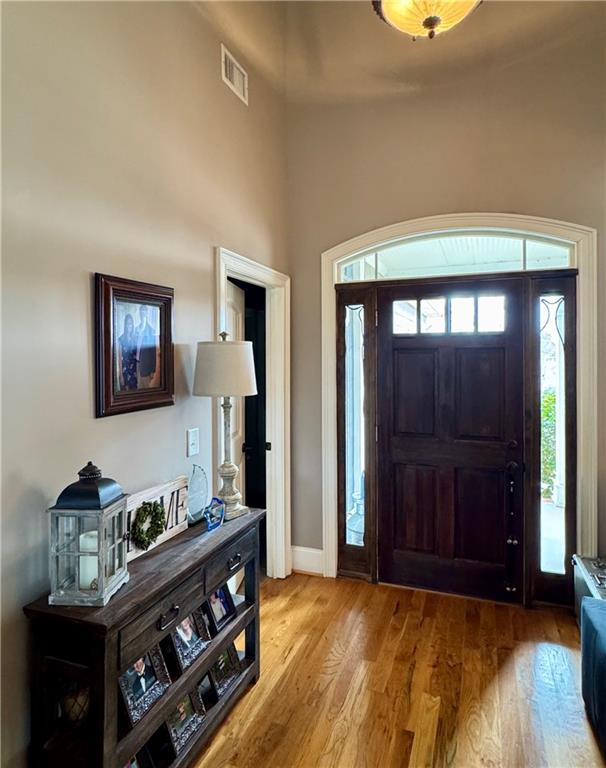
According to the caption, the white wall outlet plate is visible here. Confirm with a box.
[187,428,200,458]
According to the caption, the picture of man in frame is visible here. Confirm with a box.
[135,304,159,389]
[127,655,158,702]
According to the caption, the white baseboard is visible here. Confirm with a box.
[291,546,324,575]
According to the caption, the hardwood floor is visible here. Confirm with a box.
[194,575,602,768]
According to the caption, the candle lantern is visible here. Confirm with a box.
[48,462,129,606]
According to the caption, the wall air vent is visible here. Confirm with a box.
[221,44,248,105]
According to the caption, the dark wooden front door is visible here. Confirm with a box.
[377,278,525,601]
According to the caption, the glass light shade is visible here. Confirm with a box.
[374,0,481,39]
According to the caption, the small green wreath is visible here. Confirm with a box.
[130,501,166,551]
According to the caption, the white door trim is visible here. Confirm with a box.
[216,247,292,579]
[321,212,598,578]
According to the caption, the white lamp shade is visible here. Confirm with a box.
[193,340,257,397]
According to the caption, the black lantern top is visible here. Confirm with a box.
[51,462,125,510]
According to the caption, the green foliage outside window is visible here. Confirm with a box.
[541,388,556,500]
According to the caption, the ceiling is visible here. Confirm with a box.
[199,1,605,103]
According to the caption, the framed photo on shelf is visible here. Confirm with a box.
[169,609,212,672]
[210,644,241,697]
[197,673,218,711]
[166,693,205,754]
[118,647,171,725]
[204,585,236,634]
[95,273,174,417]
[123,750,154,768]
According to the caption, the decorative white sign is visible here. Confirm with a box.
[126,476,188,562]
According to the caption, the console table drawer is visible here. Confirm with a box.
[206,529,256,592]
[119,567,204,668]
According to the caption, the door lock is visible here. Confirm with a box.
[506,537,519,546]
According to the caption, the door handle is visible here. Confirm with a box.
[157,603,180,631]
[504,462,520,595]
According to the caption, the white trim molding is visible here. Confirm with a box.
[321,213,598,578]
[216,247,292,578]
[292,546,324,576]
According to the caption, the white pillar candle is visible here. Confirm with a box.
[79,531,98,591]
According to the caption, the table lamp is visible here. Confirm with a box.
[193,332,257,519]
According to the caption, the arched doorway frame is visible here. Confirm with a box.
[321,213,597,577]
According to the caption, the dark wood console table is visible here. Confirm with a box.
[23,509,265,768]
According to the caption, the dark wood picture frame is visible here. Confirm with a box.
[196,673,218,711]
[169,608,212,673]
[165,691,205,755]
[95,273,174,417]
[118,646,171,726]
[209,643,241,697]
[203,586,236,635]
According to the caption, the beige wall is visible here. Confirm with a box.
[3,1,606,764]
[1,2,286,764]
[287,13,606,549]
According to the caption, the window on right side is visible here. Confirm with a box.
[539,294,566,575]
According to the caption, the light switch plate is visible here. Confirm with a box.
[186,428,200,458]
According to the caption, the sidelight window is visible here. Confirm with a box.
[539,295,567,575]
[344,305,365,547]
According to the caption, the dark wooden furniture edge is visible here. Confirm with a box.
[23,510,266,632]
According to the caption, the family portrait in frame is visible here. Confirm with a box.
[118,647,171,725]
[166,692,205,754]
[210,644,241,697]
[170,609,212,672]
[205,585,236,634]
[95,274,174,417]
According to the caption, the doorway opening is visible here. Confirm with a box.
[228,277,268,578]
[216,247,291,580]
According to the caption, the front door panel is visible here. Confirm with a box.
[377,278,524,601]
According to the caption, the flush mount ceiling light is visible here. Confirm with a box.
[372,0,482,40]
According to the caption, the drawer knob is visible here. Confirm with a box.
[157,603,180,631]
[227,553,242,572]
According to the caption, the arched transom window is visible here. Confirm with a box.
[337,230,572,283]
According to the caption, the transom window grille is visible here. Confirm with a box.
[338,231,572,283]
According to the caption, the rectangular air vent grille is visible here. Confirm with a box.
[221,44,248,105]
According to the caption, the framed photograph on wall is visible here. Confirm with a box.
[95,273,174,417]
[118,647,171,726]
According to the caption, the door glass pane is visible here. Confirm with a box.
[477,296,505,332]
[345,305,365,547]
[540,295,566,574]
[393,300,417,334]
[450,297,475,333]
[420,298,446,333]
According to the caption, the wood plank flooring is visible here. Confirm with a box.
[194,575,602,768]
